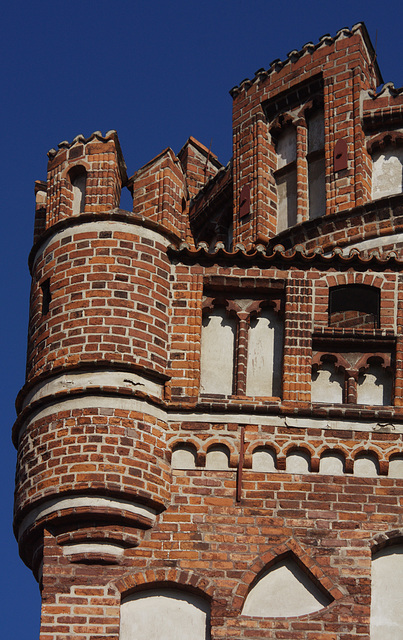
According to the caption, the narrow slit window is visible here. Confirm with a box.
[41,278,51,316]
[69,165,87,214]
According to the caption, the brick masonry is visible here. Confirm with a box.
[13,22,403,640]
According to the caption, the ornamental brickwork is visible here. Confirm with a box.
[13,22,403,640]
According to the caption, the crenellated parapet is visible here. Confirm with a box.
[38,130,128,236]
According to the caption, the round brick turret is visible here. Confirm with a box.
[13,132,181,577]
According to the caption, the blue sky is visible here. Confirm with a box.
[1,1,403,637]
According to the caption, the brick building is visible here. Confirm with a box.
[13,22,403,639]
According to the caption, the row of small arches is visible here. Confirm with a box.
[171,443,403,478]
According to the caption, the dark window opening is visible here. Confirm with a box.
[41,278,51,316]
[329,285,380,329]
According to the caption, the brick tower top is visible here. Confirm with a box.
[13,22,403,640]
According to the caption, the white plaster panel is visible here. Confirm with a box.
[353,454,379,477]
[252,448,276,472]
[246,310,283,397]
[18,495,157,540]
[205,445,230,470]
[200,309,235,395]
[63,543,124,556]
[22,370,163,409]
[319,452,344,475]
[371,545,403,640]
[372,148,403,200]
[388,456,403,478]
[311,363,344,403]
[276,169,297,232]
[357,366,392,406]
[242,558,331,618]
[120,589,210,640]
[171,445,196,469]
[276,127,297,167]
[286,451,310,473]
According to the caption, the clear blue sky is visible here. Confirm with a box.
[1,1,402,637]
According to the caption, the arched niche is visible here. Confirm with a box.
[388,455,403,478]
[353,453,379,477]
[171,444,197,470]
[311,361,344,404]
[319,451,345,475]
[357,364,393,406]
[205,444,230,470]
[246,308,283,397]
[371,544,403,640]
[120,587,211,640]
[252,447,277,472]
[69,165,87,215]
[242,556,332,618]
[286,449,311,474]
[200,306,236,395]
[372,146,403,200]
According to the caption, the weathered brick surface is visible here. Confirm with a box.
[13,23,403,640]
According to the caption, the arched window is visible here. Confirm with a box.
[329,285,380,329]
[274,126,297,232]
[69,165,87,214]
[120,587,211,640]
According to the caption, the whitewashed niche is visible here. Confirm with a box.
[171,444,197,470]
[371,544,403,640]
[286,449,311,474]
[319,451,345,475]
[353,453,379,477]
[120,588,211,640]
[388,455,403,478]
[205,445,230,470]
[311,361,344,403]
[200,307,236,395]
[252,447,277,472]
[246,308,283,397]
[372,146,403,200]
[242,556,332,618]
[357,364,392,406]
